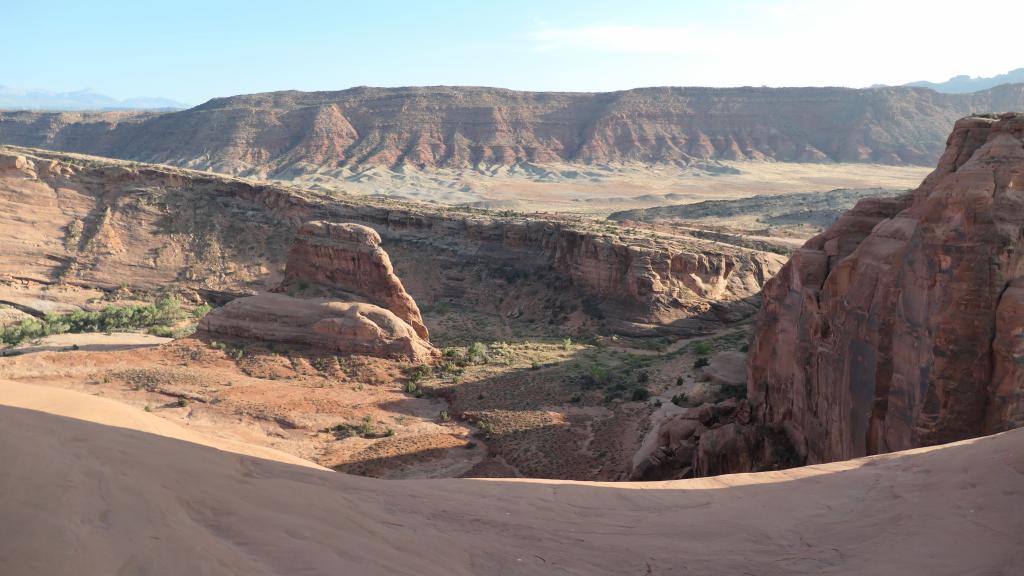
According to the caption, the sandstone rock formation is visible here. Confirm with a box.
[199,294,434,362]
[0,145,782,336]
[630,398,756,480]
[199,221,435,362]
[2,86,1024,178]
[748,113,1024,464]
[282,221,428,339]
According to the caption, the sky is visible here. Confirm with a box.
[2,0,1020,105]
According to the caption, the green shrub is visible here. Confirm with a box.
[408,364,432,381]
[0,298,188,348]
[588,364,610,385]
[468,342,489,364]
[671,393,690,407]
[691,341,712,355]
[630,387,651,401]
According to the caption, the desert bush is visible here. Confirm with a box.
[408,364,432,381]
[0,297,187,348]
[719,383,747,401]
[693,357,710,369]
[630,387,651,401]
[468,342,489,364]
[691,340,712,355]
[192,303,212,318]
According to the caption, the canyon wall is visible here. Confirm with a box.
[748,113,1024,464]
[2,85,1024,178]
[0,146,782,334]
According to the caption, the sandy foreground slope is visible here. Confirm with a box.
[0,379,1021,576]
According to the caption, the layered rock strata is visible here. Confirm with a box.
[2,85,1024,176]
[0,145,783,335]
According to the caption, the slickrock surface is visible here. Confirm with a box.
[2,85,1024,180]
[2,380,1022,575]
[748,113,1024,464]
[199,294,434,362]
[282,221,428,339]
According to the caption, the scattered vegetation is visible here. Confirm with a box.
[467,342,489,364]
[691,340,712,355]
[587,364,610,386]
[629,387,651,401]
[0,297,188,347]
[325,415,394,439]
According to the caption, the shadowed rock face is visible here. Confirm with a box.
[748,113,1024,464]
[282,221,428,339]
[2,85,1024,176]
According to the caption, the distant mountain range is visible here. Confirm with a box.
[0,86,189,111]
[0,85,1022,176]
[904,68,1024,93]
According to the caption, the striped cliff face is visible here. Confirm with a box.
[2,85,1023,181]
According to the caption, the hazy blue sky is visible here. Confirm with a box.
[3,0,1018,105]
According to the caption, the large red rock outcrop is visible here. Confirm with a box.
[199,294,434,362]
[282,221,428,339]
[199,221,435,362]
[748,113,1024,464]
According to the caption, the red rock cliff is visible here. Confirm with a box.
[748,113,1024,464]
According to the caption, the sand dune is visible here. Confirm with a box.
[0,379,1021,575]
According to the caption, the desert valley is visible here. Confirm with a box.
[1,3,1023,574]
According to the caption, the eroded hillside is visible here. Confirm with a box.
[0,145,782,480]
[3,85,1024,182]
